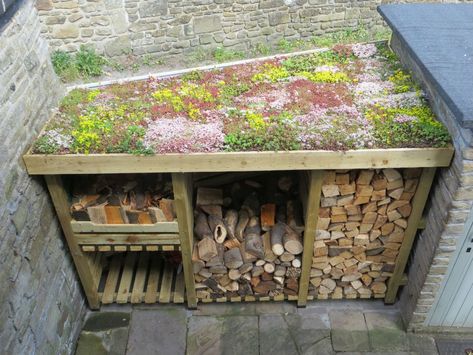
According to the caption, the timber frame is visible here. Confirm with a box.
[24,147,454,309]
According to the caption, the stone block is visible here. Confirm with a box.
[194,15,222,34]
[268,11,290,26]
[260,0,284,9]
[259,315,298,354]
[36,0,52,11]
[138,0,168,18]
[104,35,131,56]
[52,24,79,39]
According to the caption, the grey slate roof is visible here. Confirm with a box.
[378,4,473,128]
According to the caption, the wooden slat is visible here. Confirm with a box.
[102,254,124,304]
[144,257,162,304]
[172,173,198,309]
[44,175,101,309]
[173,270,185,303]
[131,253,150,303]
[298,170,324,307]
[116,253,138,303]
[158,263,174,303]
[24,147,454,175]
[71,221,179,234]
[385,168,437,304]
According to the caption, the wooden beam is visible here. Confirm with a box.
[172,173,197,309]
[44,175,101,309]
[385,168,437,304]
[75,233,180,245]
[71,221,178,233]
[24,147,453,175]
[298,170,324,307]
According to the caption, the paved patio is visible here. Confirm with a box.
[74,300,473,354]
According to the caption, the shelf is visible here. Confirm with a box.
[71,220,179,234]
[198,294,298,303]
[80,244,181,253]
[98,252,185,305]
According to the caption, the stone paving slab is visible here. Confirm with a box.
[187,315,259,355]
[407,333,439,355]
[126,306,187,355]
[259,315,298,354]
[330,310,370,352]
[365,311,408,351]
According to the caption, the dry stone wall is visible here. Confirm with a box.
[36,0,469,59]
[0,0,86,352]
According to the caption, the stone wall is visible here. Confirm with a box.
[389,32,473,330]
[35,0,465,59]
[0,0,86,352]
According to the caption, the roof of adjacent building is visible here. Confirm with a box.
[378,4,473,128]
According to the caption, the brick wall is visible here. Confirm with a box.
[0,0,86,352]
[390,32,473,330]
[36,0,469,59]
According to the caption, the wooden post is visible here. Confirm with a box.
[385,168,437,304]
[172,173,198,309]
[298,170,324,307]
[44,175,101,309]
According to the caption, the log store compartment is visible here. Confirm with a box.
[25,148,453,309]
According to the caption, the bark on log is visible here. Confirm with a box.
[224,209,238,239]
[149,207,167,223]
[194,213,213,240]
[235,210,250,242]
[260,203,276,231]
[245,234,264,259]
[196,187,223,206]
[271,222,286,256]
[198,238,218,262]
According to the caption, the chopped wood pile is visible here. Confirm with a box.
[69,174,176,224]
[310,168,419,299]
[192,173,304,299]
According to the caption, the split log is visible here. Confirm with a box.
[104,206,124,224]
[263,263,275,274]
[224,209,238,239]
[280,252,295,262]
[235,210,250,242]
[253,281,277,294]
[245,234,264,259]
[194,213,212,240]
[208,215,227,243]
[200,205,222,218]
[283,225,303,255]
[262,232,277,262]
[287,200,304,233]
[149,207,167,223]
[271,222,286,256]
[245,216,261,236]
[261,203,276,231]
[224,248,243,269]
[159,199,176,221]
[228,269,241,281]
[196,187,223,206]
[292,258,301,268]
[88,205,107,224]
[198,238,218,262]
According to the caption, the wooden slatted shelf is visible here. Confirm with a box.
[71,221,179,234]
[98,252,185,305]
[81,245,182,252]
[198,294,298,303]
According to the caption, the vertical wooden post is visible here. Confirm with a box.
[298,170,324,307]
[385,167,437,304]
[44,175,101,309]
[172,173,197,309]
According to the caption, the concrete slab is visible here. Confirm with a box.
[190,303,257,316]
[75,333,108,355]
[407,333,439,355]
[330,310,370,352]
[187,315,259,355]
[82,312,130,332]
[126,307,187,355]
[365,312,408,351]
[259,315,298,354]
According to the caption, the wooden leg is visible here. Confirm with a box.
[385,168,437,304]
[172,173,198,309]
[44,175,101,309]
[298,170,324,307]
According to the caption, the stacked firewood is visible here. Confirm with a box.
[69,174,176,224]
[192,174,304,299]
[310,168,419,299]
